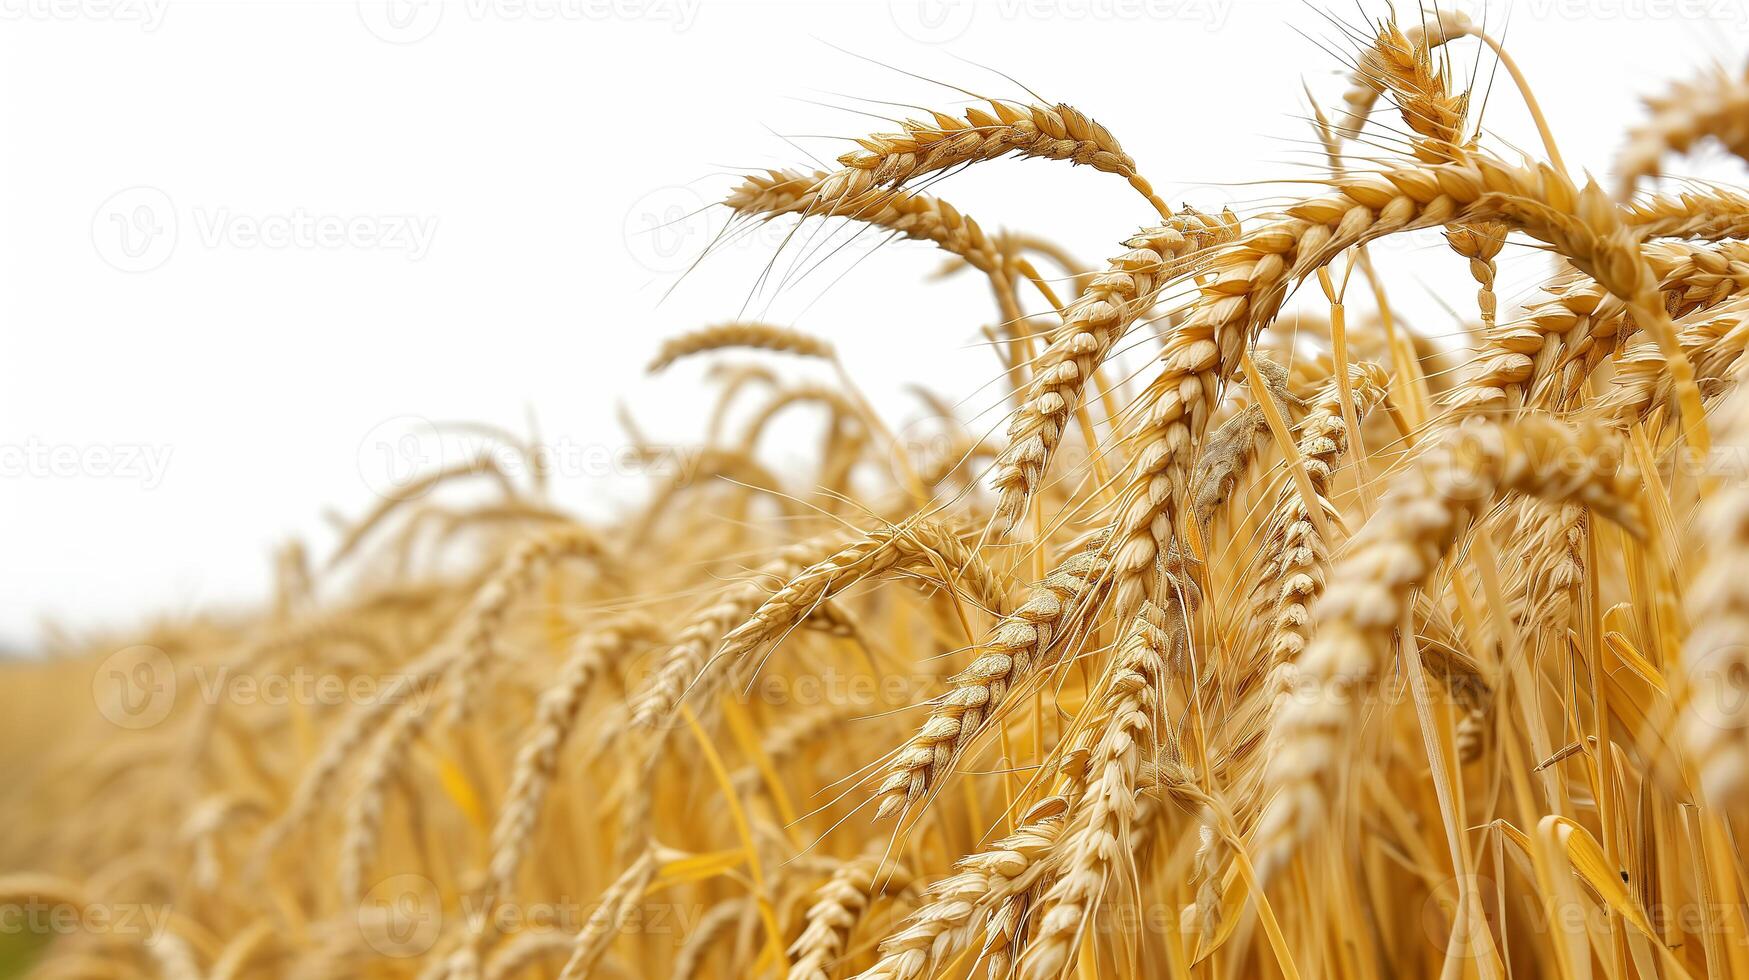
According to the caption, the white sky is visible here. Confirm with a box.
[3,0,1746,646]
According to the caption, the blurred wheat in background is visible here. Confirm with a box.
[6,6,1749,979]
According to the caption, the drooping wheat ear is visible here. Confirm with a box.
[1019,603,1187,980]
[1106,155,1708,621]
[648,322,836,373]
[815,101,1171,220]
[787,854,915,980]
[1336,11,1473,142]
[442,525,610,727]
[253,643,450,865]
[1190,354,1307,528]
[1679,367,1749,809]
[1346,15,1471,158]
[1251,416,1643,885]
[338,695,427,904]
[1625,185,1749,240]
[726,169,1008,276]
[870,542,1113,821]
[486,614,658,900]
[856,799,1069,980]
[1448,239,1749,415]
[992,208,1242,532]
[1618,64,1749,199]
[736,384,863,455]
[1351,15,1515,340]
[1595,298,1749,427]
[554,846,663,980]
[1250,362,1392,669]
[334,528,606,901]
[691,520,1015,715]
[627,536,848,732]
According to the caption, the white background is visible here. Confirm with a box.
[2,0,1745,647]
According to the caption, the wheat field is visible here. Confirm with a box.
[5,8,1749,979]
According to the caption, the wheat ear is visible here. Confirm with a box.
[870,542,1112,820]
[442,526,610,727]
[648,323,835,373]
[1251,362,1392,668]
[691,520,1014,712]
[1106,155,1708,621]
[1618,64,1749,199]
[816,101,1171,219]
[1252,416,1643,885]
[1679,363,1749,809]
[1018,602,1187,980]
[1624,185,1749,240]
[553,847,663,980]
[855,800,1069,980]
[991,209,1242,530]
[726,169,1009,276]
[486,614,658,899]
[627,538,847,731]
[787,854,915,980]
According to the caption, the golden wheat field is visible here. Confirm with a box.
[7,7,1749,980]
